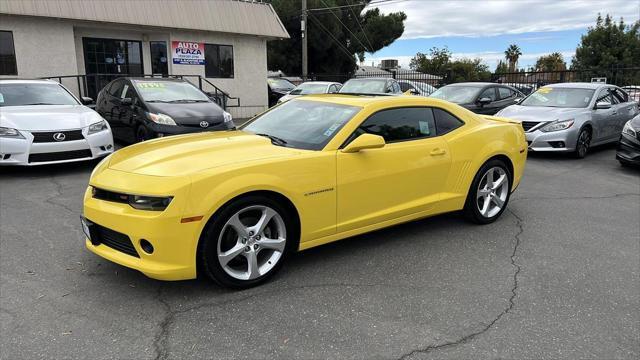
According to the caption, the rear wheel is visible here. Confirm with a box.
[200,195,295,288]
[464,159,512,224]
[573,127,591,159]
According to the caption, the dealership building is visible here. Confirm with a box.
[0,0,289,118]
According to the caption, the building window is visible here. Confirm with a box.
[150,41,168,75]
[0,31,18,75]
[205,44,234,78]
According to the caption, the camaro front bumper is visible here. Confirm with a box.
[82,168,201,280]
[616,133,640,165]
[0,129,113,166]
[525,128,578,152]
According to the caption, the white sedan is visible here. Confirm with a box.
[277,81,342,103]
[0,80,114,166]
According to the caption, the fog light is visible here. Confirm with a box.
[99,146,106,151]
[106,144,113,150]
[140,239,154,254]
[548,141,565,148]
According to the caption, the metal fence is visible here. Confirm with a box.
[42,73,240,110]
[295,66,640,95]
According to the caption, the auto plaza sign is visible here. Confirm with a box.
[172,41,205,65]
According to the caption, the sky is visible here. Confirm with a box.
[364,0,640,70]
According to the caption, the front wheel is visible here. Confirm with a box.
[573,127,591,159]
[200,195,295,288]
[463,160,512,224]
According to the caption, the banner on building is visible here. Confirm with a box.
[171,41,205,65]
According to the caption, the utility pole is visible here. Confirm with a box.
[301,0,308,80]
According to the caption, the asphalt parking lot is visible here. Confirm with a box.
[1,145,638,360]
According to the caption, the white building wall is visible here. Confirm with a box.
[0,14,78,78]
[1,14,269,119]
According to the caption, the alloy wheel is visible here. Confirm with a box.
[576,129,591,158]
[476,167,509,218]
[216,205,287,281]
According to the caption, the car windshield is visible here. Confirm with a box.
[0,83,79,107]
[520,87,595,108]
[340,79,388,93]
[429,86,481,104]
[268,78,295,90]
[242,99,360,150]
[132,80,210,103]
[289,83,328,95]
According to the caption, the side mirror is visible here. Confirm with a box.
[595,101,612,110]
[121,97,133,106]
[342,134,385,153]
[478,97,492,106]
[81,97,94,105]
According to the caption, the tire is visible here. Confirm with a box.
[463,159,512,224]
[573,127,591,159]
[136,125,151,143]
[199,195,297,289]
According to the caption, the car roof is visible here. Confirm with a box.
[0,79,60,85]
[445,82,497,88]
[345,78,391,82]
[298,81,338,86]
[124,77,186,82]
[543,82,607,90]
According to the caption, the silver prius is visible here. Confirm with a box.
[497,83,639,158]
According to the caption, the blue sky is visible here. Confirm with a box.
[364,0,640,70]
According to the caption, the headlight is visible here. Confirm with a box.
[622,120,637,138]
[146,113,177,126]
[129,195,173,211]
[87,120,108,135]
[223,111,233,123]
[0,126,25,139]
[540,119,574,132]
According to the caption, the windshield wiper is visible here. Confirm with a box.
[256,133,288,146]
[166,99,209,103]
[21,103,58,105]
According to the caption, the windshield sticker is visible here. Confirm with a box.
[419,120,431,135]
[323,120,346,137]
[538,88,552,94]
[0,93,4,103]
[136,82,166,89]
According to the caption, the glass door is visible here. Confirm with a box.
[150,41,169,76]
[83,37,143,98]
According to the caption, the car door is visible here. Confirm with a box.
[475,87,500,114]
[119,82,142,143]
[336,107,451,233]
[592,88,618,141]
[497,86,520,109]
[611,87,639,131]
[102,79,126,140]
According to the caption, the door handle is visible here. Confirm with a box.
[430,148,446,156]
[612,110,618,115]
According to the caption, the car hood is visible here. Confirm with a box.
[145,102,225,126]
[498,105,588,122]
[0,105,104,131]
[107,131,303,176]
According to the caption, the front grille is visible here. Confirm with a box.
[521,121,539,132]
[28,149,92,163]
[180,121,223,128]
[92,187,129,204]
[91,222,139,258]
[32,130,84,143]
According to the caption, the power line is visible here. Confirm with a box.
[347,0,375,52]
[319,0,372,52]
[308,13,355,61]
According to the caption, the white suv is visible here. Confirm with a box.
[0,79,114,166]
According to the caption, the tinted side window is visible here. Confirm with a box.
[108,80,125,97]
[399,82,413,92]
[480,87,497,101]
[498,87,512,99]
[393,81,401,93]
[433,108,464,135]
[356,108,435,142]
[596,89,614,104]
[611,88,627,103]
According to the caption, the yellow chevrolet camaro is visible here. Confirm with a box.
[82,94,527,288]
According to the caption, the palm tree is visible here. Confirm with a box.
[504,44,522,72]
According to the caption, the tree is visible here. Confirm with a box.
[504,44,522,72]
[494,60,508,74]
[572,14,639,70]
[535,52,567,72]
[409,47,452,75]
[409,47,490,82]
[267,0,406,75]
